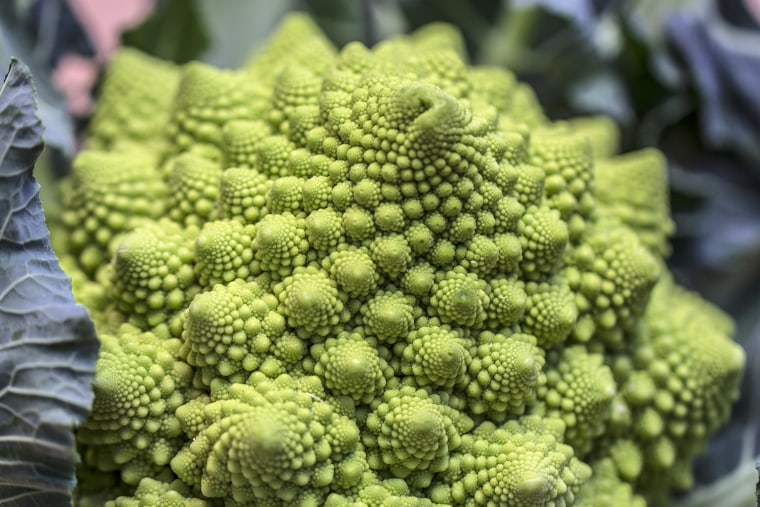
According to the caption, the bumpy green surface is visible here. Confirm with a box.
[86,48,180,151]
[63,12,744,507]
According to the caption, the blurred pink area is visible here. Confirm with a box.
[747,0,760,22]
[53,0,154,116]
[68,0,154,59]
[53,54,98,116]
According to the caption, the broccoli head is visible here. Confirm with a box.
[63,12,744,507]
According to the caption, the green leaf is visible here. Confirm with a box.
[121,0,210,64]
[0,3,76,157]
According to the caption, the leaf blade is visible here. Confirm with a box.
[0,58,99,507]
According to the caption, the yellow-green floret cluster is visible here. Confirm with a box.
[60,12,744,507]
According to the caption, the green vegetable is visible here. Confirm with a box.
[57,13,744,506]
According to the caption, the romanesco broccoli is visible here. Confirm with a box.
[57,12,744,507]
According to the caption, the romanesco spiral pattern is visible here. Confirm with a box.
[63,13,744,506]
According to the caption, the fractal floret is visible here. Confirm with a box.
[58,13,744,507]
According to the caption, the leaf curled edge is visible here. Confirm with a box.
[0,59,99,506]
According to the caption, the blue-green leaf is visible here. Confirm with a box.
[667,6,760,163]
[0,58,99,506]
[0,3,76,157]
